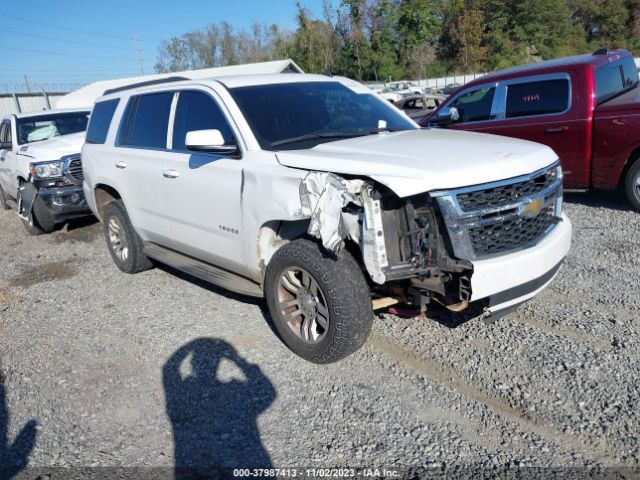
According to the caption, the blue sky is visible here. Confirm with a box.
[0,0,326,92]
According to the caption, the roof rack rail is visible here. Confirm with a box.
[593,48,609,56]
[103,76,189,96]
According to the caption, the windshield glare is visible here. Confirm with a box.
[17,112,89,145]
[229,81,416,150]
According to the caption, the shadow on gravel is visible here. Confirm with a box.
[50,216,101,243]
[0,379,37,479]
[163,338,276,477]
[564,191,631,212]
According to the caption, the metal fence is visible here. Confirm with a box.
[0,92,68,116]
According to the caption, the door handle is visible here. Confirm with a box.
[162,169,180,179]
[115,161,128,169]
[545,126,569,134]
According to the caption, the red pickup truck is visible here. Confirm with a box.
[419,49,640,211]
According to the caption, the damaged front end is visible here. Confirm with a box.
[18,155,90,225]
[299,172,474,312]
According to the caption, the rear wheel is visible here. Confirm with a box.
[102,200,153,273]
[625,159,640,212]
[265,239,373,364]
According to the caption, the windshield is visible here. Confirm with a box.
[229,81,416,150]
[17,111,90,145]
[595,57,640,105]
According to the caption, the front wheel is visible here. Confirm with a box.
[102,200,153,274]
[265,239,373,364]
[625,159,640,212]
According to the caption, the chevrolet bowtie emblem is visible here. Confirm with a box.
[520,198,544,217]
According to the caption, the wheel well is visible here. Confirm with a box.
[94,184,121,220]
[619,148,640,190]
[257,220,310,276]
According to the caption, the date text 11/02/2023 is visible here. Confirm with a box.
[232,468,401,478]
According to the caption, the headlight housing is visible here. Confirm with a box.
[30,161,63,178]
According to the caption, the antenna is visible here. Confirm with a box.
[134,35,144,76]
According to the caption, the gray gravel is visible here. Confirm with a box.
[0,191,639,475]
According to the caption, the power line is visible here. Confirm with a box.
[0,45,142,62]
[0,13,134,41]
[0,28,137,51]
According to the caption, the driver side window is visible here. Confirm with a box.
[172,90,236,151]
[450,86,496,123]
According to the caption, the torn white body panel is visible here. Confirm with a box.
[299,172,366,252]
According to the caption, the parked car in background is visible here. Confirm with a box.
[395,94,445,119]
[379,81,423,103]
[0,109,91,234]
[442,83,462,95]
[421,49,640,211]
[82,74,570,364]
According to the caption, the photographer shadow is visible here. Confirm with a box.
[0,381,37,479]
[163,338,276,478]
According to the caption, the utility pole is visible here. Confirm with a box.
[134,35,144,76]
[23,75,31,93]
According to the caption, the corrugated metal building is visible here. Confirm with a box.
[57,59,303,109]
[0,92,67,116]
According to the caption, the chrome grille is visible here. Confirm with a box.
[456,168,557,212]
[67,158,83,182]
[468,205,556,257]
[432,163,563,261]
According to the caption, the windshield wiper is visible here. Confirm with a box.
[271,132,367,147]
[271,127,400,148]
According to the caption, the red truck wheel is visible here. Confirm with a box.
[625,160,640,212]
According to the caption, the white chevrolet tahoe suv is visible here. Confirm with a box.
[82,74,572,363]
[0,109,91,234]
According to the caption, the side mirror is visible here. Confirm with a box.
[429,107,460,127]
[185,129,238,155]
[0,141,11,150]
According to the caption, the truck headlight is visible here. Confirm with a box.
[30,161,63,178]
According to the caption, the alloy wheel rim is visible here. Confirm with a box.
[108,217,129,262]
[276,267,329,344]
[635,172,640,196]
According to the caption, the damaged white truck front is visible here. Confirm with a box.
[82,74,571,364]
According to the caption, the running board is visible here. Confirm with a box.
[143,243,264,298]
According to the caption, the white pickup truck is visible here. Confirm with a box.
[0,109,91,234]
[82,74,572,363]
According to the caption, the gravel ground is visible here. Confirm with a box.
[0,192,639,476]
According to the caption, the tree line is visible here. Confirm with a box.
[155,0,640,81]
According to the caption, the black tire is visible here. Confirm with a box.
[265,239,373,364]
[624,159,640,212]
[21,195,55,235]
[0,184,10,210]
[102,200,153,274]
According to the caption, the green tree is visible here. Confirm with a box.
[397,0,440,77]
[570,0,629,44]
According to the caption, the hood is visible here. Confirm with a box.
[17,132,85,161]
[276,128,558,197]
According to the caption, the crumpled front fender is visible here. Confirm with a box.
[17,182,38,221]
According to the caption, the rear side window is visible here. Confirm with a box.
[86,99,119,144]
[595,57,640,104]
[450,87,496,122]
[505,79,569,118]
[172,90,236,151]
[119,92,173,149]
